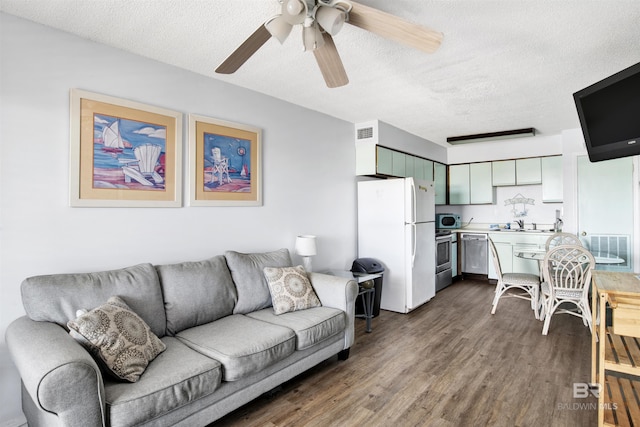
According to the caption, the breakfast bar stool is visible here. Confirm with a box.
[489,238,541,319]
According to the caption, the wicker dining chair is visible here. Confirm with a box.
[540,244,595,335]
[489,238,541,319]
[545,232,583,251]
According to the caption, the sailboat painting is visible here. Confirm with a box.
[202,132,251,193]
[71,89,182,207]
[92,114,167,191]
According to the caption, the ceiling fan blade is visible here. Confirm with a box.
[313,32,349,88]
[347,1,443,53]
[215,24,272,74]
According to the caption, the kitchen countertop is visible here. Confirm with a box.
[450,227,556,235]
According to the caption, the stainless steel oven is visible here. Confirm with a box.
[435,230,453,291]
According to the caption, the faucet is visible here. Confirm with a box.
[554,218,563,232]
[515,219,524,230]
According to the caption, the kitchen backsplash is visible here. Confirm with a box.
[435,184,562,227]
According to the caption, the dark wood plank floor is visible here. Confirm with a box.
[210,280,597,426]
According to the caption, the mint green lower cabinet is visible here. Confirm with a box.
[488,241,513,279]
[488,233,550,279]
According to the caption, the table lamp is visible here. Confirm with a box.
[295,235,317,272]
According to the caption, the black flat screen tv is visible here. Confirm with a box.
[573,61,640,162]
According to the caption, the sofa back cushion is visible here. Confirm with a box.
[156,256,237,335]
[225,249,292,314]
[21,263,166,338]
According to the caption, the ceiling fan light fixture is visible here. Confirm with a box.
[283,0,307,25]
[265,15,293,44]
[315,5,346,36]
[302,23,325,51]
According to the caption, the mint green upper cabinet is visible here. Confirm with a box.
[392,151,406,177]
[541,156,563,202]
[405,155,415,178]
[376,146,406,176]
[492,160,516,186]
[434,162,447,205]
[420,158,432,181]
[376,146,393,175]
[470,162,494,204]
[449,164,470,205]
[516,158,542,185]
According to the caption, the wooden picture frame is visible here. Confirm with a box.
[69,89,183,207]
[188,114,262,206]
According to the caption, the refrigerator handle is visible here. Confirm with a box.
[411,180,416,224]
[411,223,417,267]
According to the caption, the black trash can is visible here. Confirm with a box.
[351,258,384,317]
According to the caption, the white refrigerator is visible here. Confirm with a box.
[357,178,436,313]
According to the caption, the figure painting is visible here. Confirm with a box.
[189,115,262,206]
[202,132,251,193]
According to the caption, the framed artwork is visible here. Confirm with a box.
[188,114,262,206]
[69,89,182,207]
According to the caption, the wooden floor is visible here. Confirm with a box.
[210,280,597,427]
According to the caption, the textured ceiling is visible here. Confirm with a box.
[2,0,640,146]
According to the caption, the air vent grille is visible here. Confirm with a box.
[357,126,374,140]
[588,234,631,271]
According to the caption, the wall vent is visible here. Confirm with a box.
[357,126,374,140]
[588,234,631,271]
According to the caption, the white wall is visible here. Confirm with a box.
[0,14,357,424]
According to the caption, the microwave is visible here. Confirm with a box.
[436,213,461,229]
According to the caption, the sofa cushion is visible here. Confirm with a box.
[156,256,237,335]
[20,263,167,338]
[225,249,292,314]
[176,314,296,381]
[247,306,346,350]
[263,265,322,315]
[68,296,166,382]
[105,337,222,427]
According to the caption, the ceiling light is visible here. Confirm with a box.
[303,23,325,51]
[283,0,307,25]
[265,15,293,44]
[447,128,536,144]
[315,5,346,35]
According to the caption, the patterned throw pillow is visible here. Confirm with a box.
[263,265,322,315]
[68,296,166,382]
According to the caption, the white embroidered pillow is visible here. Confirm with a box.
[67,296,166,382]
[263,265,321,315]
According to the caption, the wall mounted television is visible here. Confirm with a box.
[573,61,640,162]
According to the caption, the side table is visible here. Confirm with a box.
[324,270,381,333]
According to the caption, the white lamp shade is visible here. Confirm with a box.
[295,235,317,257]
[315,6,345,36]
[265,15,293,44]
[283,0,307,25]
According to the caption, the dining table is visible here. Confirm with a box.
[513,245,625,265]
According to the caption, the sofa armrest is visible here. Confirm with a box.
[308,273,358,350]
[6,316,106,427]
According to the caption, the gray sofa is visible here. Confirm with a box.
[6,249,358,427]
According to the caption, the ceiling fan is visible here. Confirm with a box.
[215,0,443,88]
